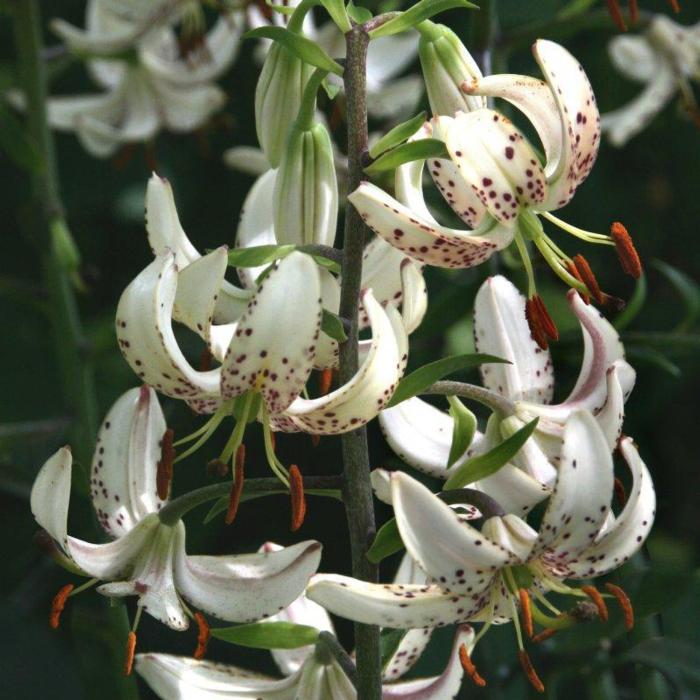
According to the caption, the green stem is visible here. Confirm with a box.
[424,380,515,416]
[158,476,343,526]
[338,22,382,700]
[317,632,358,687]
[12,1,136,697]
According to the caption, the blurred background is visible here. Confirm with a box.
[1,0,698,697]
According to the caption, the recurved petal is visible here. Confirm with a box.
[90,386,166,537]
[608,35,660,83]
[566,437,655,578]
[282,291,404,434]
[392,472,516,594]
[116,253,222,402]
[474,275,554,403]
[534,411,614,562]
[307,574,487,628]
[135,653,297,699]
[533,40,601,207]
[595,362,628,449]
[219,252,322,413]
[382,625,475,700]
[31,446,72,548]
[348,180,512,270]
[152,80,226,133]
[175,540,322,622]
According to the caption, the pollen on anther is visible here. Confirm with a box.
[459,644,487,687]
[49,583,74,629]
[194,612,210,659]
[289,465,306,532]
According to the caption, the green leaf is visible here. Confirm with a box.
[386,353,508,407]
[366,517,403,563]
[244,27,344,76]
[380,629,408,667]
[321,309,348,342]
[364,138,449,177]
[346,0,373,24]
[0,101,43,173]
[614,272,647,331]
[444,418,539,490]
[211,621,320,649]
[319,0,353,32]
[619,637,700,691]
[446,396,477,469]
[368,0,478,38]
[228,244,296,267]
[653,259,700,332]
[625,347,681,378]
[266,0,297,15]
[368,111,428,160]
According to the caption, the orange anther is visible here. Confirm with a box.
[525,295,559,350]
[566,260,591,304]
[629,0,639,24]
[319,368,333,395]
[49,583,74,629]
[225,446,245,525]
[194,612,210,659]
[289,465,307,532]
[573,255,605,305]
[199,348,213,372]
[614,477,628,507]
[605,583,635,630]
[581,585,609,622]
[667,0,680,13]
[459,644,487,687]
[606,0,628,31]
[519,589,534,639]
[311,433,320,448]
[156,429,176,501]
[123,631,137,676]
[610,222,642,279]
[518,650,545,693]
[532,627,558,643]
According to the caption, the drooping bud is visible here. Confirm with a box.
[255,44,314,167]
[418,21,486,117]
[273,120,338,247]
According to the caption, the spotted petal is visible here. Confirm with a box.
[474,275,554,403]
[534,411,613,562]
[392,471,516,595]
[116,252,221,402]
[136,654,299,699]
[383,625,475,700]
[30,446,73,548]
[220,252,322,413]
[566,437,656,578]
[90,386,166,537]
[307,574,486,629]
[281,290,404,433]
[436,110,547,223]
[174,540,322,622]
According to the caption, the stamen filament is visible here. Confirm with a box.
[173,401,231,460]
[532,236,589,293]
[541,212,614,245]
[605,583,635,630]
[219,393,255,465]
[459,644,487,687]
[530,588,562,616]
[581,585,609,622]
[261,406,290,486]
[513,231,537,298]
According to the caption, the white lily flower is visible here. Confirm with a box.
[308,411,655,639]
[602,15,700,146]
[136,623,476,699]
[30,6,241,157]
[31,386,322,630]
[380,275,634,512]
[350,40,613,286]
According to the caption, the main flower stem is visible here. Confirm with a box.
[12,1,137,698]
[338,23,381,700]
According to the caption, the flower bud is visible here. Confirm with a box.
[418,21,486,117]
[255,43,314,167]
[273,120,339,247]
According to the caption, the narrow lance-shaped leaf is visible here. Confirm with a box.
[0,101,43,173]
[266,0,297,16]
[653,260,700,332]
[368,112,428,160]
[364,139,449,177]
[211,621,321,649]
[228,245,340,274]
[444,418,539,490]
[387,353,509,407]
[446,396,477,469]
[346,0,373,23]
[319,0,353,32]
[614,273,647,331]
[366,517,403,564]
[322,309,348,342]
[245,27,344,76]
[369,0,478,38]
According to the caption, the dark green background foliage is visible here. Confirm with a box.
[1,0,698,697]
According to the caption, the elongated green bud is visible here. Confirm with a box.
[418,21,485,117]
[255,43,314,167]
[273,120,338,247]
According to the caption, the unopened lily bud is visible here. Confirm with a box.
[273,120,338,247]
[255,44,314,167]
[418,21,485,117]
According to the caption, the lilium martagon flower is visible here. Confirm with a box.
[136,577,477,700]
[14,2,242,158]
[308,411,656,693]
[31,386,322,673]
[602,14,700,146]
[350,37,644,337]
[380,274,636,514]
